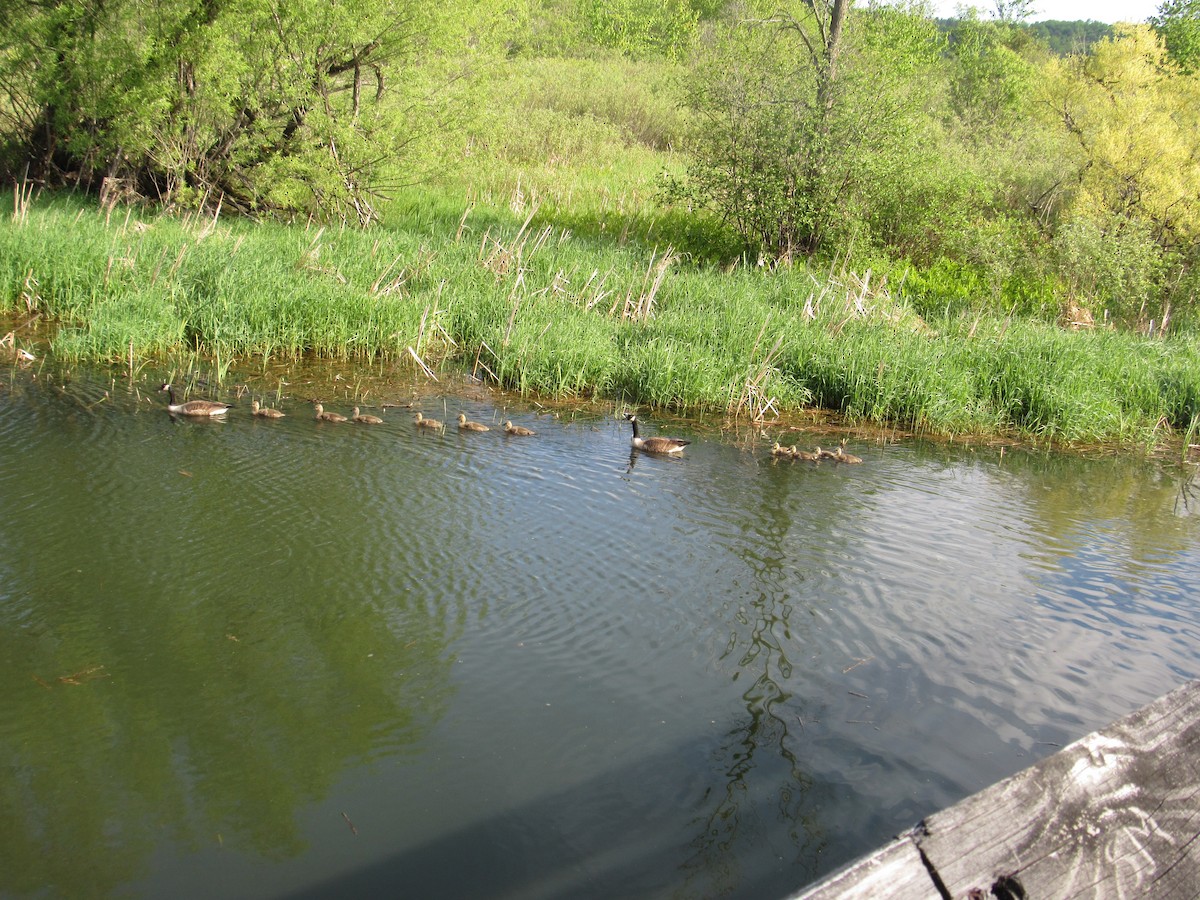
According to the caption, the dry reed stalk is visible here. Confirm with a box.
[473,340,499,383]
[503,290,523,348]
[371,253,406,295]
[12,171,35,224]
[620,247,677,322]
[406,345,438,380]
[733,318,785,422]
[20,270,40,312]
[168,243,190,277]
[456,204,473,241]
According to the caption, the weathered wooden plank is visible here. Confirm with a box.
[794,680,1200,899]
[919,679,1200,899]
[791,836,937,900]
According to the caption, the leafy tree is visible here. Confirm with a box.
[669,0,889,257]
[1041,25,1200,327]
[1151,0,1200,73]
[0,0,448,223]
[581,0,700,59]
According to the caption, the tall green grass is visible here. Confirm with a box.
[3,190,1199,447]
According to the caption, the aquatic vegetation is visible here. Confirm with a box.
[2,191,1199,448]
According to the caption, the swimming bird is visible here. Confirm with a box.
[159,383,232,417]
[252,400,285,419]
[352,407,384,425]
[314,403,348,423]
[814,446,838,460]
[625,413,689,455]
[833,442,863,464]
[503,420,536,436]
[414,412,444,431]
[458,413,490,432]
[771,442,793,459]
[791,446,820,461]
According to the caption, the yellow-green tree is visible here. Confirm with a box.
[1041,26,1200,328]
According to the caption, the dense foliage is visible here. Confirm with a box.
[1,0,1198,335]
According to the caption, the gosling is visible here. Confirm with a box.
[352,407,384,425]
[252,400,285,419]
[314,403,348,423]
[458,413,490,432]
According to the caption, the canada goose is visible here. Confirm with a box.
[252,400,285,419]
[352,407,384,425]
[502,420,536,436]
[159,383,231,417]
[814,446,838,460]
[791,446,820,461]
[625,413,689,455]
[414,412,444,431]
[458,413,490,432]
[771,442,793,458]
[314,403,348,423]
[833,443,863,464]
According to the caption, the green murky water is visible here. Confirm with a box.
[2,361,1198,899]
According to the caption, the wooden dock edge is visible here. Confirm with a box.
[791,679,1200,899]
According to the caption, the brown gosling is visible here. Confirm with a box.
[252,400,285,419]
[314,403,348,423]
[625,413,688,455]
[791,446,820,462]
[814,446,839,460]
[159,383,232,417]
[414,412,444,431]
[502,420,536,436]
[458,413,490,432]
[352,407,384,425]
[833,443,863,464]
[771,442,793,459]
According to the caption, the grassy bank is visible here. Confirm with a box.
[3,190,1199,449]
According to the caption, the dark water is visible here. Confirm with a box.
[1,363,1198,899]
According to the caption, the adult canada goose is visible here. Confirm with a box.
[252,400,285,419]
[159,383,232,417]
[414,412,444,431]
[314,403,348,423]
[352,407,384,425]
[458,413,490,432]
[502,420,536,436]
[625,413,689,455]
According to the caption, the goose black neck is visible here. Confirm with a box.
[629,417,640,438]
[164,385,178,405]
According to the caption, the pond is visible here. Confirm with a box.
[1,358,1198,899]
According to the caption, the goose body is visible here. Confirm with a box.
[458,413,490,432]
[314,403,348,423]
[502,420,536,436]
[159,383,231,417]
[252,400,285,418]
[833,444,863,464]
[791,446,820,461]
[414,412,444,431]
[625,413,688,455]
[352,407,384,425]
[771,442,793,458]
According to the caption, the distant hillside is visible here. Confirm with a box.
[935,17,1114,54]
[1027,19,1115,53]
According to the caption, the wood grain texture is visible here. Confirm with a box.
[791,837,937,899]
[921,679,1200,899]
[795,680,1200,899]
